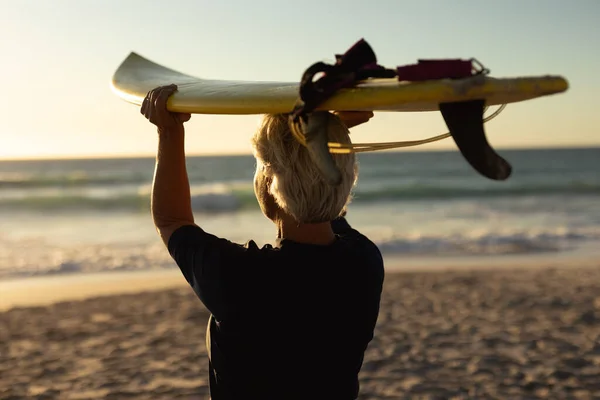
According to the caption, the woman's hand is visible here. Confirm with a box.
[334,111,374,129]
[141,84,191,133]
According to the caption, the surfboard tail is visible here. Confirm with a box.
[291,39,514,182]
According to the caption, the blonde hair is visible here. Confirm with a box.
[251,113,358,223]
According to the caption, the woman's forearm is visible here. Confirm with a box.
[151,128,195,244]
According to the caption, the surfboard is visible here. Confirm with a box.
[111,52,568,115]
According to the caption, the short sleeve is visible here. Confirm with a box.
[167,224,257,320]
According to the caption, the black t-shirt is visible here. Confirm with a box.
[168,217,384,400]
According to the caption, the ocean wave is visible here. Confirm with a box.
[0,172,150,189]
[373,227,600,256]
[0,185,258,213]
[0,239,176,280]
[2,179,599,213]
[353,181,600,202]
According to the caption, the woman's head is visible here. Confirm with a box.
[251,112,357,224]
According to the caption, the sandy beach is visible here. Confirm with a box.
[2,262,600,399]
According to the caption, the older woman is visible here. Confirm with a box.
[142,84,384,400]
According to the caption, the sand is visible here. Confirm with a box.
[0,270,184,312]
[2,264,600,399]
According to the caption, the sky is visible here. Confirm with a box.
[1,0,598,159]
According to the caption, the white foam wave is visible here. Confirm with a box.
[189,183,251,212]
[2,226,599,280]
[0,238,176,280]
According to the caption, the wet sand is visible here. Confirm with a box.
[2,264,600,399]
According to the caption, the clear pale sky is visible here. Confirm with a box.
[1,0,598,159]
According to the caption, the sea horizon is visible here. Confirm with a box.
[2,144,599,162]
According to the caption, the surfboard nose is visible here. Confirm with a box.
[440,99,512,181]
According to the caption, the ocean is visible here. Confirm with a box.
[1,148,599,280]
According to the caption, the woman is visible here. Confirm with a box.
[142,84,384,400]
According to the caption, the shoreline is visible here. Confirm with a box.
[2,250,599,312]
[0,269,185,312]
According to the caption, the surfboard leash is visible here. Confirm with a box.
[327,103,506,154]
[289,38,503,154]
[289,38,512,181]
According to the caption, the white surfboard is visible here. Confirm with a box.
[111,52,568,115]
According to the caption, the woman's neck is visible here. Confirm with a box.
[276,214,335,245]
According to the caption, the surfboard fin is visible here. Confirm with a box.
[439,99,512,180]
[298,112,343,186]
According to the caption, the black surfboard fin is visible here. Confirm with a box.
[439,99,512,181]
